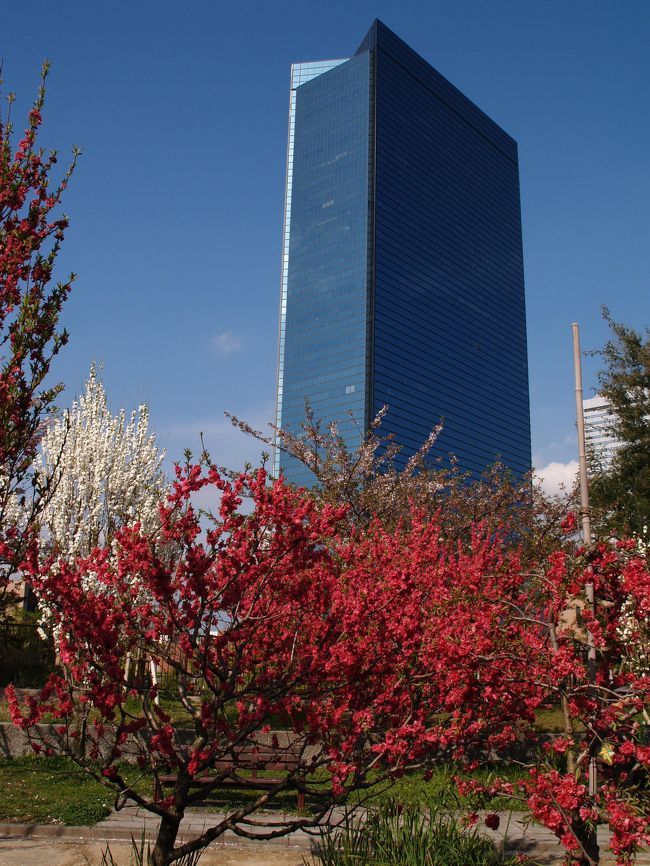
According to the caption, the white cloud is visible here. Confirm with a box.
[212,331,243,355]
[534,460,579,496]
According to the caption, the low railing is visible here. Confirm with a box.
[0,621,56,687]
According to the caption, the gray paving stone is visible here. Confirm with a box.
[2,807,648,864]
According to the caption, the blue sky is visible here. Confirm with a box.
[3,0,649,487]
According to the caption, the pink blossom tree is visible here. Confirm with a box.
[8,464,540,866]
[0,62,78,615]
[461,531,650,866]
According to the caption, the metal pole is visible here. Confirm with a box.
[571,323,598,801]
[572,323,592,547]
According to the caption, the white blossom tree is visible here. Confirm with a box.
[35,366,168,562]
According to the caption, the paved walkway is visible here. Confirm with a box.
[0,839,305,866]
[1,806,648,865]
[96,803,321,850]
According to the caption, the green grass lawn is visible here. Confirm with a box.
[0,694,198,725]
[353,763,526,813]
[0,753,526,826]
[0,694,554,825]
[0,695,575,729]
[0,755,116,825]
[0,754,310,823]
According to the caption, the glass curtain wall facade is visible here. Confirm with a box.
[276,21,531,486]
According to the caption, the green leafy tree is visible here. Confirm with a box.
[589,308,650,535]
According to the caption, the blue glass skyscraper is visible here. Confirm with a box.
[276,21,531,486]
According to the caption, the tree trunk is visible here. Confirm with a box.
[150,813,181,866]
[573,821,600,866]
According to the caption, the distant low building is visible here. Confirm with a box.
[583,395,621,471]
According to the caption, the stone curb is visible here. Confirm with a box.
[0,822,315,850]
[0,823,131,841]
[2,818,647,864]
[0,819,562,857]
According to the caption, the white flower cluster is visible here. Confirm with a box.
[35,366,168,564]
[0,470,24,532]
[635,526,648,557]
[617,528,649,677]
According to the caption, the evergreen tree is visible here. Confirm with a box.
[590,307,650,535]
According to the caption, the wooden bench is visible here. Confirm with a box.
[155,742,307,810]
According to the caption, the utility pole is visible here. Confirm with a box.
[572,323,599,806]
[572,323,593,549]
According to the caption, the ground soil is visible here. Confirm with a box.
[0,839,307,866]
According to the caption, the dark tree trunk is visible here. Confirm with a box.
[150,813,181,866]
[573,821,600,866]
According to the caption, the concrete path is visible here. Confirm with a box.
[96,803,322,849]
[0,839,306,866]
[1,806,648,865]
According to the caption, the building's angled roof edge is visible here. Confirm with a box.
[355,18,518,161]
